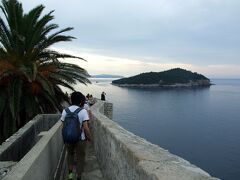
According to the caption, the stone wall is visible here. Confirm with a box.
[0,100,220,180]
[103,101,113,119]
[0,114,59,162]
[0,114,66,180]
[91,100,219,180]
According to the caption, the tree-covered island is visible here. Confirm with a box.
[112,68,211,87]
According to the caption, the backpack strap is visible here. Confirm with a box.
[73,108,83,135]
[73,107,83,114]
[65,107,83,114]
[65,107,71,114]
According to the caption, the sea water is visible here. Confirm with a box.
[72,78,240,180]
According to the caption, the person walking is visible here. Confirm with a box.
[101,92,106,101]
[61,91,92,180]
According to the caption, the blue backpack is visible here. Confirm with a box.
[62,107,82,144]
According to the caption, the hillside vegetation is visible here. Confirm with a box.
[112,68,210,86]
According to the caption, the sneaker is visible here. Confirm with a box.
[68,172,75,180]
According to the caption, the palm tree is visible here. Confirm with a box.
[0,0,90,142]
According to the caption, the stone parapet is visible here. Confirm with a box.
[90,100,219,180]
[0,114,65,180]
[103,101,113,120]
[0,114,60,162]
[0,100,220,180]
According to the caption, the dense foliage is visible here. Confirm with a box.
[112,68,209,85]
[0,0,90,142]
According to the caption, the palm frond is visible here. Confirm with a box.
[39,50,86,61]
[8,78,22,120]
[0,0,91,140]
[0,17,12,51]
[36,73,55,95]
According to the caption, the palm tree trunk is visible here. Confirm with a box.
[18,109,27,129]
[0,118,5,144]
[2,109,16,142]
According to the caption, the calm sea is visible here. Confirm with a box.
[72,78,240,180]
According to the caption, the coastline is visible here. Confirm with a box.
[111,83,212,88]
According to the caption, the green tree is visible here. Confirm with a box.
[0,0,90,142]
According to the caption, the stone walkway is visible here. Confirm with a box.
[81,143,105,180]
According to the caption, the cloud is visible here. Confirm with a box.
[17,0,240,77]
[53,47,240,78]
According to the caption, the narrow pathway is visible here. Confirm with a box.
[81,143,105,180]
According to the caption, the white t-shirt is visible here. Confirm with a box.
[84,103,90,111]
[61,105,89,140]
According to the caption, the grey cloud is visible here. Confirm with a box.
[20,0,240,66]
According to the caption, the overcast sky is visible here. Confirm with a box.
[19,0,240,78]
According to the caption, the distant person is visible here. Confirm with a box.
[85,94,90,105]
[61,91,92,180]
[89,94,94,106]
[65,91,69,98]
[101,92,106,101]
[84,99,91,120]
[86,93,90,100]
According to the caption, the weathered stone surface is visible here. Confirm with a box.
[0,115,63,180]
[90,101,219,180]
[0,161,16,179]
[0,100,220,180]
[103,102,113,120]
[82,143,105,180]
[0,114,60,162]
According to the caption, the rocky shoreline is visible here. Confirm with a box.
[112,81,212,88]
